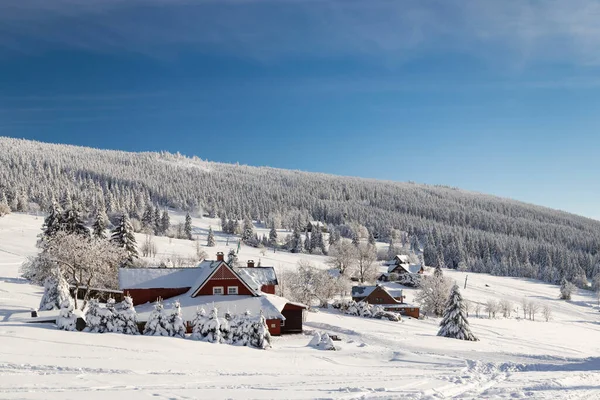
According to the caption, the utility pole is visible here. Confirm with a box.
[464,275,468,290]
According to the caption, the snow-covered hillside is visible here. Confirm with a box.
[1,213,600,399]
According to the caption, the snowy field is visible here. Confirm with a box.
[1,213,600,399]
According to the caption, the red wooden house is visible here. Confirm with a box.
[351,284,420,318]
[119,252,306,335]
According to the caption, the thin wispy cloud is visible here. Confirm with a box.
[2,0,600,66]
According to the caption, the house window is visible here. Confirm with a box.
[227,286,238,295]
[213,286,224,295]
[271,323,276,328]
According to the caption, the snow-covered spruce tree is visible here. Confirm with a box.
[437,284,478,341]
[56,300,77,331]
[289,227,303,253]
[116,295,139,335]
[41,201,63,240]
[221,311,233,344]
[153,207,161,234]
[160,210,170,235]
[190,307,208,340]
[559,277,576,300]
[227,249,238,267]
[92,209,107,239]
[205,307,222,343]
[250,312,271,349]
[0,191,10,217]
[38,269,73,311]
[268,224,278,247]
[167,300,186,338]
[206,226,216,247]
[184,213,193,240]
[319,333,336,350]
[61,205,90,237]
[304,231,312,253]
[241,217,255,244]
[84,298,104,333]
[110,214,138,264]
[143,299,170,336]
[104,298,118,333]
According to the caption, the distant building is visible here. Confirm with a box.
[119,252,307,335]
[306,221,327,233]
[351,285,420,318]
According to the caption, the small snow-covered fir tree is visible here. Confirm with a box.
[0,191,11,217]
[160,210,170,235]
[227,249,238,267]
[184,213,193,240]
[241,217,255,243]
[39,269,73,311]
[437,284,478,341]
[205,307,222,343]
[559,277,576,300]
[221,311,233,344]
[207,226,216,247]
[92,209,107,239]
[268,225,278,247]
[41,201,63,239]
[56,300,77,331]
[289,227,303,253]
[304,231,312,253]
[143,299,170,336]
[84,298,104,333]
[110,214,138,264]
[249,312,271,349]
[308,331,322,347]
[104,298,118,333]
[190,307,208,340]
[167,300,186,338]
[61,205,90,237]
[115,295,139,335]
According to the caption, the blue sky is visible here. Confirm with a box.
[1,0,600,220]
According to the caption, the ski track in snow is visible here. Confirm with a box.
[2,213,600,399]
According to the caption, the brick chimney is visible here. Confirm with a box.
[247,260,255,268]
[216,252,224,262]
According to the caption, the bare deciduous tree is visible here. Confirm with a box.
[415,271,453,317]
[542,304,552,322]
[499,299,512,318]
[327,241,357,275]
[42,232,126,309]
[355,243,378,283]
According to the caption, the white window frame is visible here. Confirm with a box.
[227,286,238,295]
[280,319,285,327]
[212,286,224,295]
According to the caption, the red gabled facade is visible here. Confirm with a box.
[191,263,257,297]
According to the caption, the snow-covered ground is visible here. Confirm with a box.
[1,213,600,399]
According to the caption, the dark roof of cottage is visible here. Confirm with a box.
[351,286,378,298]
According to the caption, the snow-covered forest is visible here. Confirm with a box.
[1,137,599,285]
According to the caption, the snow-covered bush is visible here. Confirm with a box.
[115,295,139,335]
[143,299,170,336]
[397,273,421,287]
[56,300,77,331]
[308,331,337,350]
[334,299,401,322]
[319,333,337,351]
[437,284,478,341]
[221,311,233,344]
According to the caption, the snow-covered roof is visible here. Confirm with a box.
[386,288,404,299]
[394,255,410,263]
[407,264,423,274]
[351,286,377,298]
[308,221,325,227]
[236,267,278,291]
[135,290,291,321]
[119,267,202,290]
[387,263,423,274]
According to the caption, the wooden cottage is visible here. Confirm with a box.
[119,252,307,335]
[351,285,420,318]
